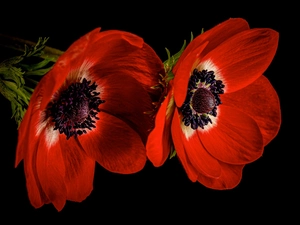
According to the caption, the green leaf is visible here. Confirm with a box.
[0,64,25,88]
[19,58,53,71]
[23,37,49,58]
[0,35,63,127]
[4,80,30,104]
[24,67,53,76]
[0,79,17,102]
[11,100,27,128]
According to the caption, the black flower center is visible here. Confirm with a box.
[179,69,224,130]
[192,88,216,113]
[47,78,105,139]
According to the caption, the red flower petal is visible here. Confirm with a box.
[201,28,279,93]
[38,64,70,111]
[16,27,166,211]
[197,162,244,190]
[172,109,221,178]
[65,28,102,54]
[86,30,164,101]
[78,112,147,174]
[17,98,51,208]
[36,129,67,211]
[15,101,33,167]
[24,144,50,209]
[39,30,100,110]
[15,75,46,167]
[222,75,281,146]
[38,28,164,123]
[173,42,208,107]
[59,136,95,202]
[95,72,153,143]
[53,27,102,70]
[199,105,264,164]
[174,18,250,72]
[146,89,175,167]
[171,109,198,182]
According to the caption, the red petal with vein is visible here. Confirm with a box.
[36,129,67,211]
[53,27,101,69]
[16,73,46,209]
[78,112,147,174]
[174,18,250,72]
[25,147,50,209]
[171,109,198,182]
[17,72,62,208]
[86,31,164,100]
[197,162,244,190]
[64,28,102,56]
[173,110,221,178]
[59,136,95,202]
[24,145,49,209]
[146,90,174,167]
[22,109,51,208]
[222,75,281,146]
[199,105,264,164]
[181,132,222,178]
[15,99,33,167]
[38,64,70,111]
[201,28,279,93]
[94,73,153,143]
[173,42,208,107]
[38,28,101,110]
[15,73,46,166]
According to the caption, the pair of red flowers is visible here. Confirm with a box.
[15,18,281,211]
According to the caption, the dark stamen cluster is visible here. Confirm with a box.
[48,78,105,139]
[180,69,225,130]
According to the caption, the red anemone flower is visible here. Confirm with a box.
[15,28,165,211]
[146,18,281,189]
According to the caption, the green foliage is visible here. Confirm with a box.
[163,32,194,84]
[0,37,55,128]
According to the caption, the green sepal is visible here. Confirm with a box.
[163,40,186,81]
[169,146,177,159]
[163,32,194,83]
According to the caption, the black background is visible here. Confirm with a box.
[0,2,295,223]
